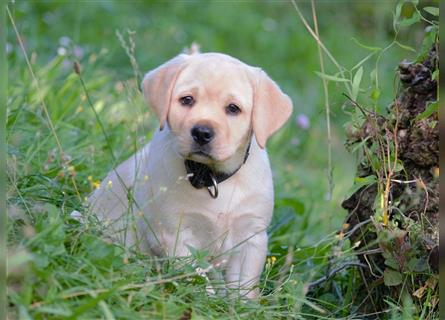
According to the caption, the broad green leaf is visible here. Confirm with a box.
[423,6,439,16]
[432,70,439,81]
[82,234,116,267]
[384,268,403,286]
[384,257,399,270]
[345,175,376,199]
[315,71,350,83]
[370,151,382,172]
[418,26,438,63]
[394,0,419,29]
[352,66,363,100]
[354,175,376,185]
[398,11,421,27]
[414,101,438,121]
[407,257,428,272]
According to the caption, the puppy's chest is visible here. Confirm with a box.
[138,177,255,232]
[143,186,246,254]
[145,182,243,228]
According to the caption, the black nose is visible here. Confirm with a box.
[191,125,214,146]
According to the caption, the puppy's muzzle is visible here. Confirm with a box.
[191,125,214,146]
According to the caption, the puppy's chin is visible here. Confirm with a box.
[182,149,246,176]
[178,139,249,174]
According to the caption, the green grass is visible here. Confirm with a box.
[6,1,433,319]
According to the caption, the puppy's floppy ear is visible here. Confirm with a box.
[252,69,293,149]
[141,54,190,130]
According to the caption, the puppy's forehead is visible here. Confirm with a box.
[174,54,254,100]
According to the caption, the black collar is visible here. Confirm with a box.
[184,141,251,198]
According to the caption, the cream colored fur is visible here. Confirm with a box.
[89,51,293,298]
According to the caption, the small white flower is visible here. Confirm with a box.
[70,210,84,222]
[195,267,207,277]
[57,47,67,56]
[195,265,213,277]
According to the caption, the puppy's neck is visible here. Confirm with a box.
[151,126,254,192]
[184,140,251,190]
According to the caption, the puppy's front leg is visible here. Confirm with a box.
[225,231,268,299]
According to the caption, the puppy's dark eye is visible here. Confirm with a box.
[180,96,194,107]
[226,103,241,115]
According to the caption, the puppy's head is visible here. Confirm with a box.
[142,52,292,173]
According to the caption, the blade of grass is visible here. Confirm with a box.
[311,0,333,201]
[290,0,352,97]
[7,6,81,201]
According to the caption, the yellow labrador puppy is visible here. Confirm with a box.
[89,51,293,298]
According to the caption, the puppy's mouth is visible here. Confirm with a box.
[186,150,215,164]
[191,151,212,158]
[178,142,216,166]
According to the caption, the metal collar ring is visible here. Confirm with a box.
[207,173,219,198]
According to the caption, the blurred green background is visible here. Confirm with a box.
[7,1,432,318]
